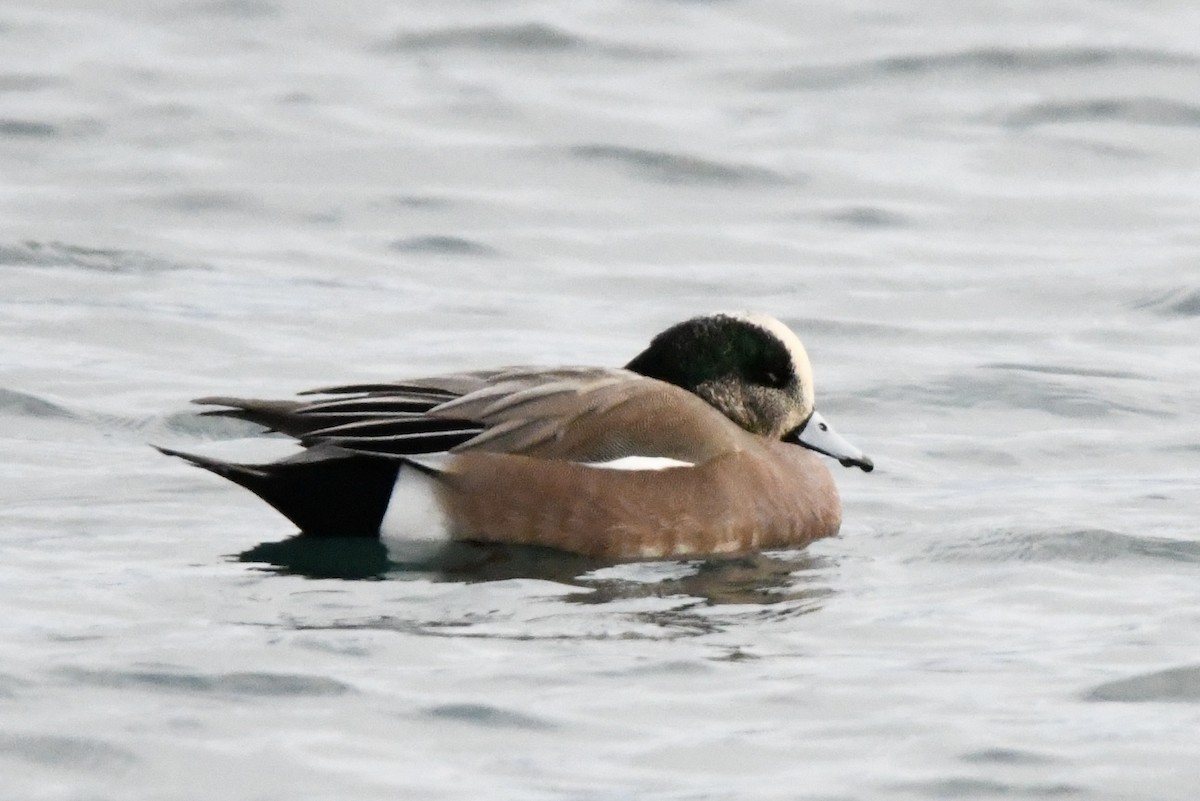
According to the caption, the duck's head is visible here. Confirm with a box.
[626,312,873,472]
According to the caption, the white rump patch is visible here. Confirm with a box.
[379,463,451,545]
[583,456,694,471]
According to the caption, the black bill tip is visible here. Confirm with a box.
[840,455,874,473]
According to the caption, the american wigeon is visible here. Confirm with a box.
[160,312,872,560]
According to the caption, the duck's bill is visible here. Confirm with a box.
[787,411,874,473]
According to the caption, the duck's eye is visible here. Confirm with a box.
[818,422,828,431]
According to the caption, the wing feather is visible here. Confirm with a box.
[193,366,740,464]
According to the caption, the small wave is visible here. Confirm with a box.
[1005,97,1200,129]
[927,528,1200,565]
[983,362,1144,381]
[821,206,911,229]
[379,21,576,52]
[1130,287,1200,318]
[0,388,78,421]
[389,194,456,210]
[0,672,24,699]
[377,21,660,58]
[0,733,137,770]
[867,372,1166,418]
[57,666,352,697]
[0,241,202,274]
[762,46,1196,90]
[960,748,1056,766]
[0,118,103,139]
[922,445,1019,468]
[893,777,1082,798]
[0,119,57,138]
[390,235,499,257]
[0,74,58,92]
[0,388,218,441]
[570,144,793,187]
[155,409,269,439]
[423,703,555,730]
[144,190,257,213]
[787,317,917,340]
[182,0,279,19]
[382,22,579,52]
[1087,665,1200,703]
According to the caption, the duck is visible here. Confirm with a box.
[159,312,872,560]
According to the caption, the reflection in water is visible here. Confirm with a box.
[236,536,599,583]
[573,551,833,608]
[235,535,834,609]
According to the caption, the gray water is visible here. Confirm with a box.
[3,1,1200,799]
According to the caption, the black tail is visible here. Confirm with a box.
[156,445,400,537]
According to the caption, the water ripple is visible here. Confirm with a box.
[570,144,793,187]
[926,528,1200,565]
[893,776,1082,798]
[0,388,78,421]
[1005,97,1200,129]
[390,235,500,257]
[0,241,203,274]
[183,0,279,19]
[1087,665,1200,703]
[821,205,911,229]
[983,362,1145,381]
[868,372,1166,418]
[422,703,555,730]
[157,191,253,212]
[762,46,1197,90]
[0,74,58,92]
[58,667,352,697]
[237,537,831,609]
[0,733,137,770]
[960,748,1056,766]
[241,540,831,640]
[383,22,580,52]
[0,119,57,137]
[1131,286,1200,318]
[377,22,663,58]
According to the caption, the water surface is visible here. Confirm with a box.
[3,1,1200,799]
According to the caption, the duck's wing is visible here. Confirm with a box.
[195,367,743,464]
[194,369,511,454]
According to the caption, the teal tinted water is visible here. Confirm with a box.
[3,1,1200,799]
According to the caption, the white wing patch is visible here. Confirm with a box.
[583,456,694,471]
